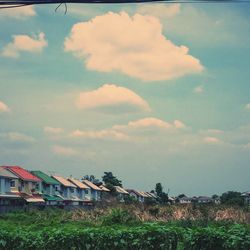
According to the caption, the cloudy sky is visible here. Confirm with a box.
[0,2,250,196]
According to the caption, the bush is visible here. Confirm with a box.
[102,208,137,225]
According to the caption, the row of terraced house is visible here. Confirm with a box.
[0,165,157,211]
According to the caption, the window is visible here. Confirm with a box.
[10,180,15,188]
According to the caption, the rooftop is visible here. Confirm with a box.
[82,179,102,191]
[2,166,41,182]
[31,171,60,185]
[52,175,76,188]
[0,167,18,179]
[68,178,90,189]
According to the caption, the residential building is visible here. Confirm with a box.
[68,177,91,202]
[31,171,63,205]
[0,167,20,205]
[51,175,80,205]
[82,179,102,201]
[126,189,144,202]
[2,166,44,204]
[241,192,250,206]
[114,186,129,202]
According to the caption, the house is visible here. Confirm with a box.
[126,189,144,202]
[195,196,214,204]
[114,186,129,202]
[51,175,80,205]
[82,179,102,201]
[100,185,110,192]
[2,166,44,204]
[31,171,63,205]
[68,177,91,203]
[178,196,193,204]
[241,192,250,206]
[0,167,21,205]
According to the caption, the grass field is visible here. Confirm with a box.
[0,205,250,250]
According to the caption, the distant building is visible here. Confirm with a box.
[195,196,213,204]
[31,171,63,205]
[2,166,44,204]
[52,175,80,205]
[178,196,192,204]
[126,189,144,202]
[68,177,91,203]
[0,167,20,205]
[114,186,129,202]
[82,179,102,201]
[241,192,250,206]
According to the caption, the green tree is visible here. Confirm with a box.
[155,183,163,197]
[220,191,244,206]
[102,172,122,187]
[155,183,169,204]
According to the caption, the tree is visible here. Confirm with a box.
[155,182,169,204]
[220,191,244,206]
[155,183,163,197]
[102,172,122,187]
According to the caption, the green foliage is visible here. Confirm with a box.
[102,172,122,187]
[0,209,250,250]
[155,182,169,204]
[102,208,137,226]
[220,191,245,206]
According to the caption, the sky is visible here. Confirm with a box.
[0,2,250,196]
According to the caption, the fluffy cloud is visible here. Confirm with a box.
[71,129,129,141]
[52,145,79,156]
[193,85,204,94]
[113,117,186,131]
[64,12,203,81]
[204,137,220,144]
[0,101,10,112]
[2,32,47,58]
[137,3,180,19]
[44,126,64,134]
[174,120,186,129]
[0,6,36,19]
[0,132,35,143]
[76,84,150,112]
[245,103,250,110]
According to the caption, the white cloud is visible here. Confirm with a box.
[126,117,172,129]
[71,129,129,141]
[204,136,220,144]
[52,145,79,156]
[7,132,35,142]
[44,126,64,134]
[193,85,204,94]
[174,120,186,129]
[113,117,186,131]
[0,101,10,112]
[137,3,180,19]
[64,12,203,81]
[245,103,250,110]
[2,32,47,58]
[76,84,150,112]
[0,6,36,19]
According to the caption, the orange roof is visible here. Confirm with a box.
[115,186,129,194]
[68,178,90,189]
[100,185,110,192]
[82,179,102,191]
[52,175,76,188]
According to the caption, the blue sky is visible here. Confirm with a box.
[0,2,250,196]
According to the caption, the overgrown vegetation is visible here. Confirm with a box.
[0,205,249,249]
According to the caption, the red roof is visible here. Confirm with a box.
[2,166,41,182]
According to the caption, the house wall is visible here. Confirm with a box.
[0,177,11,194]
[11,180,38,194]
